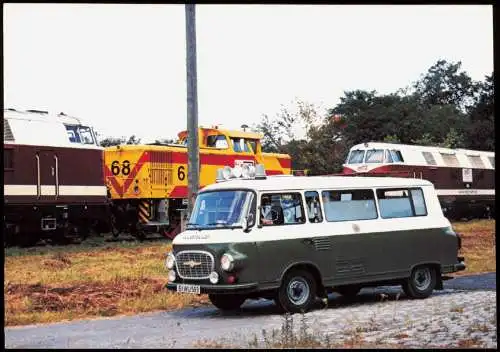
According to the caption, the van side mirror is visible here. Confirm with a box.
[243,213,254,232]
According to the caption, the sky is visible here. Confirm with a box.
[3,4,494,143]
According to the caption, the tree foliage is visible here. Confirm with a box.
[99,135,142,147]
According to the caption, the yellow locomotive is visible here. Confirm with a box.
[104,126,291,239]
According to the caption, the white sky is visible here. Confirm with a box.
[3,4,493,143]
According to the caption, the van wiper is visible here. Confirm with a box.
[186,222,199,228]
[206,221,228,226]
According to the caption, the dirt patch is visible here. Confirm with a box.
[5,277,167,315]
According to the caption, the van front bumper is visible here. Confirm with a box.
[166,282,258,294]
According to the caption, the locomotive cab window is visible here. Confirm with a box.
[231,138,250,153]
[365,149,384,163]
[390,150,404,163]
[248,139,258,154]
[207,135,229,149]
[348,150,365,164]
[65,125,81,143]
[78,126,95,145]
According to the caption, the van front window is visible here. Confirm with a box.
[188,190,254,229]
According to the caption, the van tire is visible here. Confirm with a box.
[208,294,246,311]
[276,269,316,313]
[403,265,437,299]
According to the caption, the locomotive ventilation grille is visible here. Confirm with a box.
[175,250,214,279]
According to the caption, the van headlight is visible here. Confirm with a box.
[220,253,234,271]
[168,270,176,282]
[166,252,175,270]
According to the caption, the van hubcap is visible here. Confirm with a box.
[287,277,310,306]
[414,268,431,290]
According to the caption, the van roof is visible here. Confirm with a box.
[200,175,434,193]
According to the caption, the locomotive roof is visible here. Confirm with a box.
[4,108,84,125]
[350,142,494,156]
[201,175,433,193]
[177,127,263,140]
[3,108,101,149]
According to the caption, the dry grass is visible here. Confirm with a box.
[4,240,209,326]
[452,219,496,275]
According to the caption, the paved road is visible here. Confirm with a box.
[4,272,496,349]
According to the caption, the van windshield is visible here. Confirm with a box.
[187,190,254,230]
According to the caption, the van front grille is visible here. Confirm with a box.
[175,250,214,279]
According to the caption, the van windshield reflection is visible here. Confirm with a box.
[188,190,253,230]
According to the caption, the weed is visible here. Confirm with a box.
[450,305,464,313]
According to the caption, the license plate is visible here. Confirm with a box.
[177,284,201,294]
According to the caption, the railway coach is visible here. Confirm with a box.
[104,126,292,239]
[342,142,495,220]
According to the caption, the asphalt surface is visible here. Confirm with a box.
[4,272,496,349]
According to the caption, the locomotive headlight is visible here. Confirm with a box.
[220,253,234,271]
[222,166,232,180]
[165,252,175,270]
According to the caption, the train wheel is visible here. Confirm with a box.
[108,212,122,238]
[133,221,146,241]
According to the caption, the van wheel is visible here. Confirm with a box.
[336,285,361,298]
[209,294,246,311]
[403,265,437,299]
[276,269,316,313]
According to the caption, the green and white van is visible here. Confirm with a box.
[165,164,466,313]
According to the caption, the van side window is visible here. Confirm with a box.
[260,193,305,226]
[305,191,323,223]
[321,189,377,222]
[376,188,427,218]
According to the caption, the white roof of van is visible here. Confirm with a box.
[200,175,433,193]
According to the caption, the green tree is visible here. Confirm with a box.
[100,137,125,147]
[412,59,477,112]
[126,135,141,145]
[411,132,436,146]
[440,128,465,149]
[465,73,494,151]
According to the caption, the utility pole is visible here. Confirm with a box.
[185,4,199,218]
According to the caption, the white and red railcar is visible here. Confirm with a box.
[342,142,495,220]
[3,108,110,245]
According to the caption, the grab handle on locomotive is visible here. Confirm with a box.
[35,153,41,199]
[54,155,60,198]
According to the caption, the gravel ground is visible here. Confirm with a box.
[4,272,496,349]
